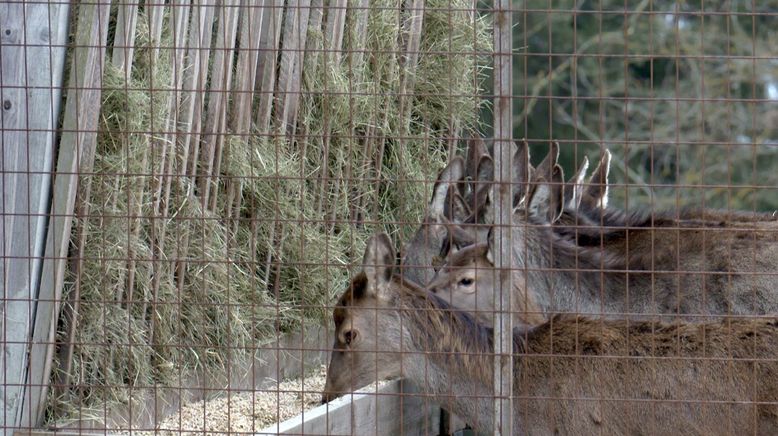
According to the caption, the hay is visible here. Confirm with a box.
[49,1,490,426]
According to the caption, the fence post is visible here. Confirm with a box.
[23,1,112,429]
[492,0,514,434]
[0,2,69,433]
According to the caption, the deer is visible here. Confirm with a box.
[397,136,533,287]
[426,141,778,326]
[322,233,778,435]
[398,156,468,287]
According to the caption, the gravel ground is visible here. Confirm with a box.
[118,365,388,435]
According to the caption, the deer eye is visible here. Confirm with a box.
[459,277,474,286]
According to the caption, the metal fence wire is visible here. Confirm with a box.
[2,1,778,435]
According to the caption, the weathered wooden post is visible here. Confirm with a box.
[22,1,111,430]
[492,0,514,434]
[0,2,69,433]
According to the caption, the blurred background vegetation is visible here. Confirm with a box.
[482,0,778,212]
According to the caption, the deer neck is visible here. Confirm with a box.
[512,221,627,316]
[391,288,513,433]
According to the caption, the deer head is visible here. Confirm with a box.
[400,157,465,286]
[322,233,404,403]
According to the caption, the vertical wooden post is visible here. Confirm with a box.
[0,1,69,431]
[199,0,241,210]
[112,0,140,74]
[255,0,285,134]
[492,0,514,434]
[23,0,112,429]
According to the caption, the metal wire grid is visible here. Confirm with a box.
[1,0,777,435]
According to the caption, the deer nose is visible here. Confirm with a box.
[429,286,438,293]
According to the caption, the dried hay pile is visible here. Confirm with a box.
[49,1,490,428]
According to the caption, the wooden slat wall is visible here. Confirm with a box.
[24,1,113,429]
[9,0,474,430]
[0,1,70,431]
[112,1,140,74]
[173,0,217,293]
[200,0,242,211]
[255,0,285,133]
[147,0,192,348]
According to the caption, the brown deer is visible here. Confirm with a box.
[322,233,778,435]
[398,137,531,287]
[427,142,778,325]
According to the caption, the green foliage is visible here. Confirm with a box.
[498,0,778,211]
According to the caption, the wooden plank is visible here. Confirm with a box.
[286,0,324,137]
[397,0,425,134]
[109,1,142,303]
[14,431,123,436]
[153,0,192,207]
[0,1,70,431]
[175,0,217,292]
[323,0,347,65]
[22,0,113,429]
[147,0,167,62]
[274,0,312,134]
[199,0,241,211]
[313,0,348,221]
[254,0,285,134]
[492,0,514,434]
[147,0,191,346]
[347,0,382,225]
[257,380,440,435]
[178,0,216,180]
[231,0,266,135]
[224,0,266,225]
[347,0,369,71]
[112,0,140,73]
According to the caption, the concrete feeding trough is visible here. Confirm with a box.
[22,325,468,435]
[257,379,440,435]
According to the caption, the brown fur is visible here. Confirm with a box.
[430,212,778,325]
[430,143,778,324]
[323,234,778,434]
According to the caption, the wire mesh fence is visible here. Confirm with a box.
[2,0,777,435]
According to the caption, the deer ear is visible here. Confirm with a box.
[527,164,565,224]
[547,164,565,223]
[478,185,495,225]
[447,222,477,250]
[466,154,493,223]
[466,136,490,182]
[564,156,589,210]
[485,227,495,265]
[476,154,494,185]
[534,141,560,181]
[512,140,531,208]
[431,157,465,217]
[445,189,471,223]
[583,149,611,210]
[362,233,396,295]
